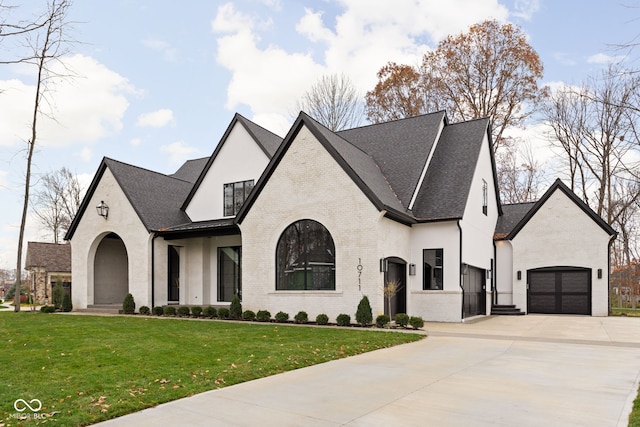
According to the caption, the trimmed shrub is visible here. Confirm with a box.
[40,305,56,313]
[409,316,424,330]
[177,306,191,317]
[139,306,151,315]
[275,311,289,323]
[229,295,242,319]
[122,293,136,314]
[355,295,373,326]
[203,306,217,318]
[294,311,308,324]
[191,306,203,317]
[218,307,230,319]
[164,306,176,316]
[376,314,390,328]
[256,310,271,322]
[152,306,164,316]
[315,313,329,325]
[336,313,351,327]
[395,313,409,328]
[61,293,73,312]
[242,310,256,321]
[52,281,64,310]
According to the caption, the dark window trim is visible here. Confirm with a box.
[482,179,488,216]
[223,179,254,217]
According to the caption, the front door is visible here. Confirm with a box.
[218,246,241,302]
[168,246,180,302]
[384,258,407,318]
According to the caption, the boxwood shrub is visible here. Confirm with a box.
[395,313,409,328]
[376,314,390,328]
[152,306,164,316]
[177,306,191,317]
[275,311,289,323]
[315,313,329,325]
[336,313,351,327]
[218,307,230,319]
[409,316,424,330]
[139,306,150,315]
[294,311,308,324]
[256,310,271,322]
[191,306,203,317]
[242,310,256,321]
[40,305,56,313]
[122,293,135,314]
[203,306,217,318]
[164,306,176,316]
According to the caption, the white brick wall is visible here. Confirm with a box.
[239,125,410,321]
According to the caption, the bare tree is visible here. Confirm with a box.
[33,167,83,243]
[12,0,73,312]
[297,73,363,131]
[497,142,543,203]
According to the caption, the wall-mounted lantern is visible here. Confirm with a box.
[380,258,388,273]
[517,270,522,280]
[96,200,109,219]
[409,263,416,276]
[598,268,602,279]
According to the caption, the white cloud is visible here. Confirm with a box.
[130,137,142,147]
[136,109,175,128]
[0,54,136,149]
[78,147,92,162]
[142,38,179,62]
[512,0,540,21]
[587,53,626,64]
[211,0,509,132]
[0,170,7,189]
[160,141,200,166]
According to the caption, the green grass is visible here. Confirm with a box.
[612,308,640,317]
[0,312,422,426]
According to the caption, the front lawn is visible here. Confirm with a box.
[0,313,422,426]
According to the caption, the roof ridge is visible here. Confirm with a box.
[338,110,447,133]
[302,112,374,158]
[235,113,283,139]
[105,157,194,184]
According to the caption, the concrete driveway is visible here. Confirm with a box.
[94,315,640,427]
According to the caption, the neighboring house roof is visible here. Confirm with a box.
[181,113,283,211]
[411,118,496,221]
[170,157,209,183]
[498,178,617,240]
[25,242,71,272]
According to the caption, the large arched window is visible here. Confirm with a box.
[276,219,335,290]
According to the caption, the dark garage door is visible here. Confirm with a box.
[528,268,591,315]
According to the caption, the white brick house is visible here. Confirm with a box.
[65,111,616,321]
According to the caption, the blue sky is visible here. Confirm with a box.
[0,0,638,270]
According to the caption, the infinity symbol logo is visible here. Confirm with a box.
[14,398,42,412]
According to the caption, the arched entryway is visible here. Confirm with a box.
[94,233,129,304]
[383,257,407,318]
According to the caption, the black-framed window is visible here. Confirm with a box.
[223,180,254,216]
[482,179,488,215]
[218,246,241,302]
[276,219,335,290]
[423,249,443,290]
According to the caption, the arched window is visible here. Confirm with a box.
[276,219,335,290]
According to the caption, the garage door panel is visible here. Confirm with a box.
[528,269,591,315]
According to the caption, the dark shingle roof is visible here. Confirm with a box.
[338,111,446,208]
[25,242,71,272]
[236,114,282,157]
[495,202,536,238]
[411,118,491,221]
[103,158,193,231]
[170,157,209,183]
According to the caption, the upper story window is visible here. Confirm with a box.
[276,219,335,291]
[223,180,254,216]
[482,179,488,215]
[423,248,443,290]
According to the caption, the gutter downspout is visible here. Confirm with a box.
[151,233,158,308]
[493,241,497,307]
[457,220,464,321]
[607,234,616,315]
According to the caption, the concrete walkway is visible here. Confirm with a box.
[93,315,640,426]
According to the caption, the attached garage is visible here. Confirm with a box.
[528,267,591,315]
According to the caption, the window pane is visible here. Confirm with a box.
[423,249,443,290]
[276,220,335,291]
[218,247,241,302]
[234,182,244,214]
[223,183,234,216]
